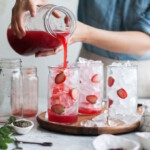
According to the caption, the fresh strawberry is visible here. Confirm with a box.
[108,98,113,108]
[108,76,115,87]
[86,95,98,104]
[117,88,127,99]
[69,88,79,100]
[55,71,66,84]
[51,104,65,114]
[91,74,100,83]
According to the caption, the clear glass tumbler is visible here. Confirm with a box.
[107,64,138,117]
[22,67,38,117]
[0,59,22,121]
[48,66,79,123]
[78,61,104,115]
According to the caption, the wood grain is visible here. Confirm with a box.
[37,112,140,135]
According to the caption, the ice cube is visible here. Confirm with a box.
[59,93,74,108]
[78,57,102,64]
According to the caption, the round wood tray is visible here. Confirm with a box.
[37,112,140,135]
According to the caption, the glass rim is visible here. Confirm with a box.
[107,65,138,68]
[48,66,79,69]
[77,62,104,66]
[44,4,77,36]
[22,67,37,75]
[22,66,37,70]
[0,58,21,63]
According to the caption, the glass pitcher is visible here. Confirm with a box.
[7,4,76,56]
[0,59,22,121]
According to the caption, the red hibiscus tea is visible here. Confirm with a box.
[48,66,79,123]
[7,29,69,57]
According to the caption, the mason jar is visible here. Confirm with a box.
[7,4,76,56]
[0,59,22,121]
[22,67,38,117]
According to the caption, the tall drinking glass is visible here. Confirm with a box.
[0,59,22,121]
[48,66,79,123]
[78,59,104,115]
[22,67,38,117]
[107,64,138,118]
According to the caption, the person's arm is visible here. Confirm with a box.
[11,0,49,39]
[36,21,150,57]
[70,22,150,56]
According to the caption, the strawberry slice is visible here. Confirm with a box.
[86,95,98,104]
[117,88,127,99]
[108,98,113,108]
[51,104,65,114]
[108,76,115,87]
[69,88,79,100]
[53,87,60,94]
[55,71,66,84]
[53,84,69,94]
[91,74,100,83]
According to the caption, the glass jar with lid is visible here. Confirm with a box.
[0,59,22,121]
[7,4,76,56]
[22,67,38,117]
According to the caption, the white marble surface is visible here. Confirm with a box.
[6,98,150,150]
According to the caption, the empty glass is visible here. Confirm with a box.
[22,67,38,117]
[0,59,22,121]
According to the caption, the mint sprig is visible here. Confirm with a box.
[0,116,16,150]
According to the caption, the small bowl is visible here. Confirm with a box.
[136,132,150,150]
[12,119,34,135]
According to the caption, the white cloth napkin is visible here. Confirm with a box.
[139,105,150,132]
[93,134,141,150]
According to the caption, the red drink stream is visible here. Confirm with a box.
[56,33,68,68]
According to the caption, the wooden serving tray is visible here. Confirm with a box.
[37,112,140,135]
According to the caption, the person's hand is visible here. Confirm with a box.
[36,21,85,57]
[69,21,87,45]
[11,0,49,39]
[35,46,63,57]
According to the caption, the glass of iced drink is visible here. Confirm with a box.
[107,62,138,117]
[78,58,104,115]
[48,65,79,123]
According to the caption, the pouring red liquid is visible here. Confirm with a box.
[7,29,69,68]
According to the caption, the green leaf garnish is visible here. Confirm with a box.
[0,116,16,149]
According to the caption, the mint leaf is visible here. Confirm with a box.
[6,126,16,135]
[0,127,8,137]
[0,116,16,149]
[8,116,16,124]
[0,143,8,150]
[0,137,7,150]
[5,116,16,126]
[4,137,14,143]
